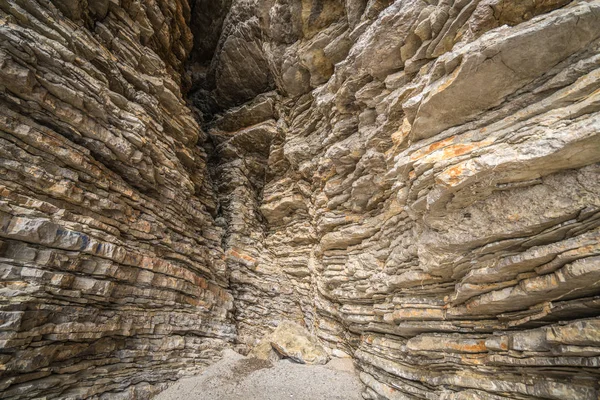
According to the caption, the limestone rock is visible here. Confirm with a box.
[249,337,283,363]
[252,321,329,365]
[0,0,234,398]
[2,0,600,399]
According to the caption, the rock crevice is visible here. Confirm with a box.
[1,0,600,399]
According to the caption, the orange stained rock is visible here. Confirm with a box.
[441,143,478,158]
[391,127,409,147]
[438,163,467,187]
[524,273,559,292]
[213,284,232,302]
[391,118,412,147]
[411,337,488,353]
[435,67,461,93]
[383,386,397,395]
[194,275,209,290]
[184,296,201,307]
[383,199,405,218]
[578,242,600,254]
[318,165,337,182]
[410,136,456,160]
[412,138,496,170]
[0,281,29,289]
[450,340,487,353]
[140,255,203,288]
[228,248,257,264]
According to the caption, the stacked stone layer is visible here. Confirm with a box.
[201,0,600,399]
[0,1,235,398]
[1,0,600,399]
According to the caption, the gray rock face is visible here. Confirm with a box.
[1,0,600,399]
[0,0,234,398]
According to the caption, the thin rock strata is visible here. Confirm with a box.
[1,0,600,399]
[0,0,234,398]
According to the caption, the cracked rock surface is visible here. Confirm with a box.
[0,0,233,398]
[1,0,600,399]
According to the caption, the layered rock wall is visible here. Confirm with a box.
[1,0,600,399]
[200,0,600,398]
[0,1,234,398]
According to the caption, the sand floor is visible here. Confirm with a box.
[154,349,364,400]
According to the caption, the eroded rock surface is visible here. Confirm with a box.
[251,320,329,364]
[1,0,600,399]
[0,1,234,398]
[197,0,600,399]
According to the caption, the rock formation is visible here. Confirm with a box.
[1,0,600,399]
[0,1,234,398]
[251,320,330,364]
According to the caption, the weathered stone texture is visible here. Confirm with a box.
[2,0,600,399]
[198,0,600,398]
[0,0,234,398]
[250,320,329,364]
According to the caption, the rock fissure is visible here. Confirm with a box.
[1,0,600,399]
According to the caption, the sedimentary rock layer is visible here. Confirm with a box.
[0,1,234,398]
[1,0,600,399]
[200,0,600,399]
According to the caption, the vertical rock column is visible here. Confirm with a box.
[207,93,307,347]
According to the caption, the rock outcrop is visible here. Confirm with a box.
[251,320,329,364]
[0,1,234,398]
[2,0,600,399]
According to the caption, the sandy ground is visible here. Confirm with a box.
[154,349,364,400]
